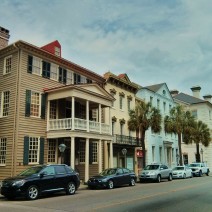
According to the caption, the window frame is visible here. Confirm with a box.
[79,140,85,164]
[48,139,57,163]
[30,91,41,118]
[92,142,98,163]
[28,137,40,164]
[3,55,12,75]
[0,138,7,165]
[0,91,10,117]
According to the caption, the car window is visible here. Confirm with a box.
[163,165,168,169]
[173,167,184,170]
[123,168,130,174]
[144,165,159,170]
[55,166,66,174]
[117,169,124,174]
[42,166,55,175]
[18,166,44,176]
[65,166,74,173]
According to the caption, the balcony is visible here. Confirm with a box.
[48,118,110,134]
[113,134,141,146]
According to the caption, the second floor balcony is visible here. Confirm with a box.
[113,134,141,146]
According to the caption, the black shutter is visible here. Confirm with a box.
[28,55,33,73]
[23,136,29,165]
[25,90,31,117]
[39,137,45,164]
[42,61,46,77]
[47,62,50,78]
[41,94,46,119]
[74,73,77,84]
[89,142,93,164]
[77,75,81,84]
[63,69,67,84]
[59,67,63,82]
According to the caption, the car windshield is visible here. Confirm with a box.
[173,167,184,170]
[189,164,201,167]
[99,169,117,176]
[18,166,44,176]
[144,165,159,170]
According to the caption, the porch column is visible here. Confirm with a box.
[72,97,75,130]
[104,141,108,169]
[109,140,113,168]
[85,138,89,182]
[98,140,102,173]
[86,100,89,132]
[99,104,102,133]
[47,100,50,131]
[71,137,75,169]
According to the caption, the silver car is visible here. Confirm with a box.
[139,164,173,183]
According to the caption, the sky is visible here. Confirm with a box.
[1,0,212,97]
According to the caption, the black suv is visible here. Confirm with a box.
[0,164,80,200]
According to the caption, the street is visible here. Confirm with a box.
[0,175,212,212]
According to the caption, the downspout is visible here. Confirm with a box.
[11,43,21,176]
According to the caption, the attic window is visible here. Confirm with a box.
[55,47,60,56]
[163,90,166,96]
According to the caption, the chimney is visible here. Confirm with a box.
[170,90,179,96]
[191,86,201,98]
[203,94,212,103]
[0,26,10,50]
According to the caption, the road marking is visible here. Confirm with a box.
[93,181,209,211]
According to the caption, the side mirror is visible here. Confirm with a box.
[40,171,47,177]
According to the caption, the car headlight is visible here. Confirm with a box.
[12,180,25,187]
[149,172,156,175]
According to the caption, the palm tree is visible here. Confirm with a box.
[128,101,162,167]
[164,106,195,165]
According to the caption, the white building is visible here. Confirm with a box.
[136,83,179,168]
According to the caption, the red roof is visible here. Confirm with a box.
[40,40,61,57]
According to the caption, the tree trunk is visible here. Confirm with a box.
[178,133,183,165]
[196,143,200,162]
[141,130,146,168]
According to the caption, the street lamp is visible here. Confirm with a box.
[122,148,127,168]
[58,143,66,164]
[200,148,204,162]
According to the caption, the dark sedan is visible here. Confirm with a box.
[0,164,80,200]
[87,168,136,189]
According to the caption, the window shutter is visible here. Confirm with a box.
[41,94,46,119]
[47,63,50,78]
[28,55,33,73]
[74,73,77,84]
[23,136,29,165]
[89,142,93,164]
[63,69,67,84]
[39,137,45,164]
[25,90,31,117]
[59,67,63,82]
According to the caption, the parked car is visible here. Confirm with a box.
[87,168,136,189]
[189,162,210,177]
[0,164,80,200]
[139,163,173,183]
[172,166,193,179]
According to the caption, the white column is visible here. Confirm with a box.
[99,104,102,134]
[47,100,50,131]
[72,97,75,130]
[109,107,112,135]
[109,140,113,168]
[71,137,75,169]
[98,140,102,173]
[86,100,89,132]
[104,142,108,169]
[85,138,89,182]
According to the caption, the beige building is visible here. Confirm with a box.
[172,86,212,170]
[0,29,115,182]
[103,72,141,176]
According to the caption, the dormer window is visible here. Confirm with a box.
[55,47,60,56]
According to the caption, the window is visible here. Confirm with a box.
[111,93,115,107]
[169,104,172,112]
[74,73,81,84]
[191,110,197,119]
[120,123,124,136]
[79,141,85,163]
[42,61,51,78]
[172,148,174,162]
[150,96,153,106]
[66,70,73,85]
[29,137,40,164]
[81,75,87,84]
[59,67,67,84]
[55,166,66,174]
[29,56,42,75]
[163,102,166,113]
[43,166,55,175]
[128,98,131,111]
[152,146,155,162]
[0,138,7,165]
[50,101,57,119]
[50,63,58,81]
[3,55,12,74]
[92,142,98,163]
[48,139,57,163]
[119,96,123,110]
[159,147,162,162]
[209,110,211,120]
[0,91,10,117]
[163,90,166,96]
[25,90,46,119]
[55,47,60,56]
[112,122,115,135]
[157,99,160,109]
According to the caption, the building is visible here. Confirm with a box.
[171,86,212,170]
[136,83,179,167]
[0,28,115,181]
[103,72,141,175]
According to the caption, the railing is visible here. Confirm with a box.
[113,134,141,146]
[48,118,110,134]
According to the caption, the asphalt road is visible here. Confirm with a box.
[0,175,212,212]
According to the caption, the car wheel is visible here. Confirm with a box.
[108,180,114,189]
[199,170,202,177]
[26,185,39,200]
[129,178,135,186]
[183,174,186,179]
[190,173,193,178]
[66,182,76,195]
[206,170,209,176]
[156,175,161,183]
[168,174,172,181]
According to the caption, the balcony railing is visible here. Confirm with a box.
[48,118,110,134]
[113,134,141,146]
